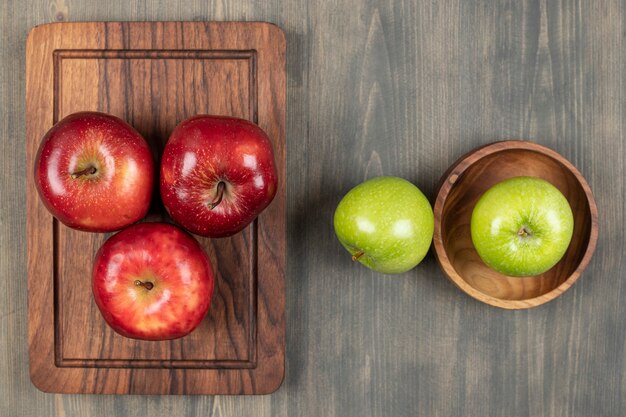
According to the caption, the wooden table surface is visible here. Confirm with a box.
[1,0,624,416]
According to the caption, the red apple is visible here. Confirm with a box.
[160,115,277,237]
[92,222,214,341]
[34,111,154,232]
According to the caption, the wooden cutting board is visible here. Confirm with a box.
[26,21,285,395]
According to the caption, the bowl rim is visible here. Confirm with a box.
[433,140,599,309]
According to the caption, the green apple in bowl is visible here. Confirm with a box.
[333,176,434,274]
[470,176,574,277]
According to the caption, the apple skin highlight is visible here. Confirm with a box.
[160,115,278,238]
[92,222,214,341]
[333,176,434,274]
[470,176,574,277]
[34,112,154,232]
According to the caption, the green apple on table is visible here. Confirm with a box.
[470,176,574,277]
[333,176,434,274]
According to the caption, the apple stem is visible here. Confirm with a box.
[352,250,365,261]
[210,181,226,210]
[517,226,531,238]
[70,166,97,179]
[134,280,154,290]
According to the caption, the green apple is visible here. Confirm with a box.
[470,176,574,277]
[333,176,434,274]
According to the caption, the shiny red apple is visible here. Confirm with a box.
[160,115,278,237]
[92,222,214,341]
[34,111,154,232]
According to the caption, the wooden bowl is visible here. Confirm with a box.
[433,141,598,309]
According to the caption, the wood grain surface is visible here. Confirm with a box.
[26,22,285,394]
[2,0,625,415]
